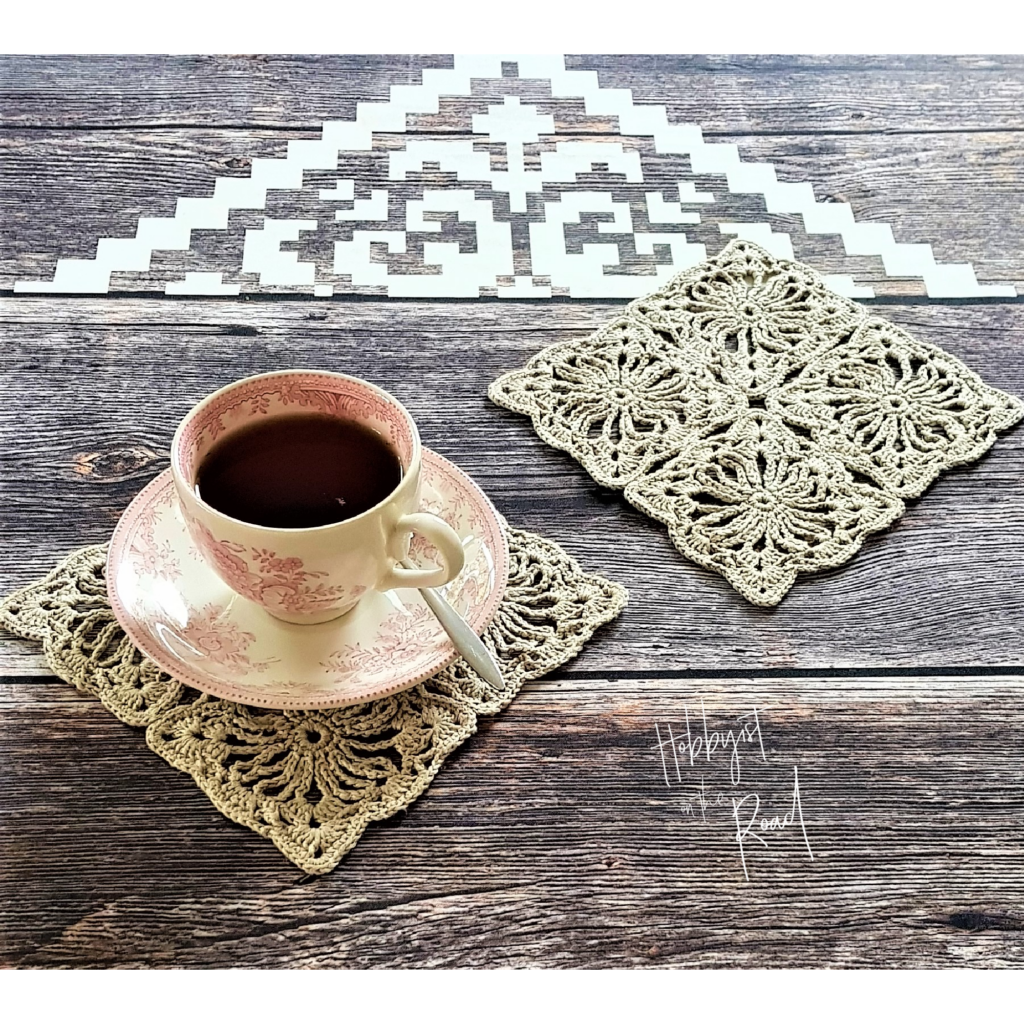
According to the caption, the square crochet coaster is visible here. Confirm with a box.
[0,523,626,874]
[489,239,1023,606]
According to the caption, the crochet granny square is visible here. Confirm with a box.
[490,240,1023,606]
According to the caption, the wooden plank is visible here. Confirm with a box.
[0,55,451,130]
[1,298,1022,674]
[567,54,1024,134]
[574,55,1024,73]
[3,676,1023,967]
[725,131,1024,296]
[0,128,298,285]
[2,128,1021,294]
[3,55,1024,134]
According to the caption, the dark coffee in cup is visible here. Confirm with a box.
[195,412,403,529]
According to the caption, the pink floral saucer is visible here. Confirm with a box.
[107,450,509,709]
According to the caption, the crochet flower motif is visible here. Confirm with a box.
[490,239,1023,605]
[629,240,862,396]
[489,315,747,487]
[769,318,1024,498]
[150,695,475,865]
[626,414,904,605]
[0,529,627,874]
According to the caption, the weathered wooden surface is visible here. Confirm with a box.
[2,55,1024,970]
[4,54,1023,133]
[3,676,1024,968]
[3,53,1024,295]
[2,298,1022,675]
[3,128,1022,294]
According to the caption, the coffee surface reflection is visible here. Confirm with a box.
[195,412,403,529]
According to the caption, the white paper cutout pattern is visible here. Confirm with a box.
[13,55,1017,300]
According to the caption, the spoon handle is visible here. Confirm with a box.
[401,561,504,688]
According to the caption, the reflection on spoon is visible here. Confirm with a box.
[400,559,503,688]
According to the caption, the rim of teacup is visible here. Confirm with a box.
[170,369,423,534]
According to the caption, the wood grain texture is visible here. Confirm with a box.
[3,54,1023,134]
[2,127,1022,294]
[1,298,1022,676]
[3,676,1023,968]
[3,55,1024,970]
[725,131,1024,295]
[0,55,452,129]
[0,128,295,285]
[567,54,1024,134]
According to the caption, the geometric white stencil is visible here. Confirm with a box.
[13,54,1017,300]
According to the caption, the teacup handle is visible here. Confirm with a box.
[380,512,466,591]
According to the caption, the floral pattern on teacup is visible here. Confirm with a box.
[106,450,509,709]
[129,499,182,582]
[319,603,444,681]
[177,373,414,481]
[443,544,492,616]
[177,603,277,675]
[192,522,360,615]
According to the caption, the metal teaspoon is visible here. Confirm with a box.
[401,559,503,688]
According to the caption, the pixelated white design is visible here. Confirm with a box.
[333,189,515,297]
[13,54,1015,299]
[242,219,317,287]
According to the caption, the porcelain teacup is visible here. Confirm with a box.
[170,370,466,624]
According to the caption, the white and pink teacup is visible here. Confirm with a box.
[170,370,465,624]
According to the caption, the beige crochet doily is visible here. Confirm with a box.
[490,239,1023,606]
[0,524,626,874]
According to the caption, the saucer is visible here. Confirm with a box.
[107,450,509,709]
